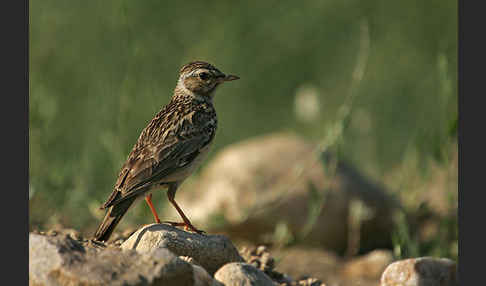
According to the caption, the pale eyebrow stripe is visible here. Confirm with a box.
[188,69,214,77]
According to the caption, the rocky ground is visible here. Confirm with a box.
[30,133,457,285]
[29,225,457,286]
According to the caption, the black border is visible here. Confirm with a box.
[2,0,28,283]
[458,0,482,285]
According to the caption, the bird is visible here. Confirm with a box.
[93,61,239,242]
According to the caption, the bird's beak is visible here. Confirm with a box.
[223,74,240,81]
[217,74,240,83]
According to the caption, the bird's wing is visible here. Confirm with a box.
[101,129,211,209]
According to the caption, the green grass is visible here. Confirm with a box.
[30,0,457,258]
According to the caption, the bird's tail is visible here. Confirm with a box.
[93,197,135,242]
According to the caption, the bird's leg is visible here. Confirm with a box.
[163,184,205,234]
[145,193,161,224]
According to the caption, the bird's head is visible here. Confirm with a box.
[176,61,239,99]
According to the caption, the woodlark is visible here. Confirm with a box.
[93,61,239,242]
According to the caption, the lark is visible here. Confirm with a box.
[93,61,239,242]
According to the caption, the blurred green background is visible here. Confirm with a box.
[29,0,457,260]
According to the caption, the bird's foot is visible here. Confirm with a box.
[161,221,206,234]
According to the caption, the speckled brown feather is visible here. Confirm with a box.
[100,97,217,208]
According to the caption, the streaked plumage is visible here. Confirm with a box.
[93,61,239,242]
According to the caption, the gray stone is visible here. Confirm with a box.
[380,257,457,286]
[29,233,195,286]
[179,256,215,286]
[192,264,214,286]
[214,262,276,286]
[121,223,244,275]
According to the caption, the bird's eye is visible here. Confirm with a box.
[199,72,210,80]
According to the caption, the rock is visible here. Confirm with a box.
[191,264,214,286]
[340,249,393,280]
[167,132,400,253]
[214,262,276,286]
[239,245,292,284]
[380,257,457,286]
[177,256,214,286]
[29,232,196,286]
[121,223,244,275]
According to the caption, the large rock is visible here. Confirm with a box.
[166,132,400,253]
[29,233,197,286]
[380,257,457,286]
[213,262,276,286]
[121,223,244,275]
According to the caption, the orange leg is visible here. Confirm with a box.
[145,193,161,224]
[164,184,205,234]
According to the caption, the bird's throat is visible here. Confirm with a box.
[174,82,214,103]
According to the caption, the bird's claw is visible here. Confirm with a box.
[161,221,205,234]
